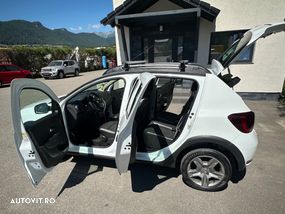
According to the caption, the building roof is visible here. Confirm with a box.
[101,0,220,27]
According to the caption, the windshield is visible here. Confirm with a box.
[48,61,63,67]
[218,31,252,66]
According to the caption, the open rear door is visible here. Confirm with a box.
[11,79,69,185]
[115,73,155,174]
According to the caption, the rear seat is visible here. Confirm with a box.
[143,121,176,152]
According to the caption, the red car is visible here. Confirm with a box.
[0,64,32,87]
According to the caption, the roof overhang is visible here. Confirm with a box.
[115,8,200,26]
[101,0,220,27]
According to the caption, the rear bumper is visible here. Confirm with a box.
[232,130,258,166]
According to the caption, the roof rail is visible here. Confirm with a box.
[123,61,146,71]
[122,60,191,72]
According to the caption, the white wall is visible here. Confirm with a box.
[197,18,215,65]
[113,0,124,65]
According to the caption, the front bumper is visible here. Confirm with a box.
[41,72,57,78]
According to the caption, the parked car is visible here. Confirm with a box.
[0,64,32,87]
[10,22,284,191]
[41,60,80,79]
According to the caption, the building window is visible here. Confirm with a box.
[209,30,255,64]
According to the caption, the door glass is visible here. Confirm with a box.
[154,38,172,62]
[20,89,53,123]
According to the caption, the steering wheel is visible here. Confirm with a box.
[88,92,106,112]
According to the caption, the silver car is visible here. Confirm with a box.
[41,60,80,79]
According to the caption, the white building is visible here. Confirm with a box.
[101,0,285,93]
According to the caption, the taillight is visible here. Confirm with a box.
[228,111,255,133]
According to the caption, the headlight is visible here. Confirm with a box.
[52,68,57,72]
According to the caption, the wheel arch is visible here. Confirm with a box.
[175,137,246,172]
[156,136,245,174]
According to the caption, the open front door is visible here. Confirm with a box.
[115,73,155,174]
[11,79,69,185]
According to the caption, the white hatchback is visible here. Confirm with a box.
[11,22,285,191]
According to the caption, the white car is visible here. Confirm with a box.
[11,22,285,191]
[41,60,80,79]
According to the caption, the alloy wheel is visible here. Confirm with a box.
[187,155,226,187]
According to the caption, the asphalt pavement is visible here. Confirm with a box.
[0,70,284,214]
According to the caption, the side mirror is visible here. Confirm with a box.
[34,103,50,114]
[64,64,67,67]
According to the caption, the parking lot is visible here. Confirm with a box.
[0,70,284,214]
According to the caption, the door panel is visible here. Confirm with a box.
[24,107,68,168]
[115,73,156,174]
[11,79,69,185]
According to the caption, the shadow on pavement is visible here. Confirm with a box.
[57,156,179,196]
[129,163,179,192]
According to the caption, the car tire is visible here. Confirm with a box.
[180,148,232,191]
[58,71,64,79]
[0,81,2,87]
[74,69,79,76]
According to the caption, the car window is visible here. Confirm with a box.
[5,65,20,71]
[48,61,62,66]
[0,66,6,72]
[68,61,75,66]
[20,89,53,123]
[83,78,125,93]
[63,61,68,66]
[113,79,125,90]
[126,78,141,117]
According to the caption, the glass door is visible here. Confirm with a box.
[154,38,173,62]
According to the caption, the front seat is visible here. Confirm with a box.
[99,79,156,142]
[99,120,118,140]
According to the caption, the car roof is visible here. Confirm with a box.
[104,62,210,77]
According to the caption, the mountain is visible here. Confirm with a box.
[96,31,115,39]
[0,20,115,47]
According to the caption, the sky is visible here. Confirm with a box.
[0,0,114,33]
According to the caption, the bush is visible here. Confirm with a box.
[0,45,116,77]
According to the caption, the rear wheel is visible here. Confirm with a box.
[58,71,64,79]
[74,69,79,76]
[180,148,232,191]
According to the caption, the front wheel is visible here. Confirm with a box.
[58,71,64,79]
[180,148,232,191]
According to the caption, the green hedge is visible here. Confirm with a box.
[0,46,116,77]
